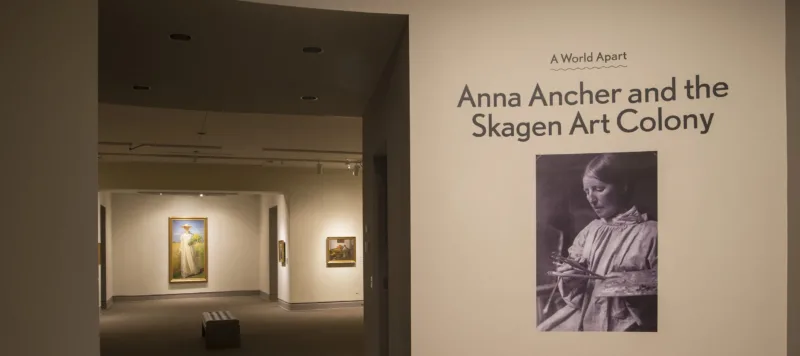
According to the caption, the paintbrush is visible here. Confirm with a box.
[550,253,604,277]
[547,271,606,279]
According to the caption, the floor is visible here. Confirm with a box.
[100,296,364,356]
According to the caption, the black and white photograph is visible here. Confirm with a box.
[535,151,658,332]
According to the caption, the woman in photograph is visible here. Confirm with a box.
[538,153,658,332]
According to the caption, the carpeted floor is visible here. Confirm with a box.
[100,296,364,356]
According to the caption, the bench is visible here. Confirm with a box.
[201,311,240,349]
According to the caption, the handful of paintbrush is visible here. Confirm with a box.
[546,253,606,280]
[542,253,607,314]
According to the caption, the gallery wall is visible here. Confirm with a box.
[403,1,787,356]
[248,1,788,356]
[110,193,262,296]
[362,24,410,356]
[4,1,100,355]
[99,162,363,304]
[270,194,291,302]
[287,171,364,303]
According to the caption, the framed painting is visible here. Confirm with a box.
[168,217,208,283]
[278,240,286,266]
[326,236,356,267]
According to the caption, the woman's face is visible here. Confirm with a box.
[582,175,627,219]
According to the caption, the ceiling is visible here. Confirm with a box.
[99,0,407,117]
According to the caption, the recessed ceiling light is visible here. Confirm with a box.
[170,33,191,41]
[301,95,319,101]
[133,85,151,91]
[302,46,324,54]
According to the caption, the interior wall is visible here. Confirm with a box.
[362,23,410,356]
[258,192,283,299]
[110,193,261,296]
[99,163,362,304]
[405,1,787,356]
[3,0,100,354]
[288,173,364,303]
[275,195,290,302]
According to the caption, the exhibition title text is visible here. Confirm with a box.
[457,75,729,141]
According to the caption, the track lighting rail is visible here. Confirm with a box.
[98,152,362,165]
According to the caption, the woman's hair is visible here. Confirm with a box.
[583,153,641,198]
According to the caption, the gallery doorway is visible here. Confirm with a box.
[99,204,108,310]
[96,0,409,355]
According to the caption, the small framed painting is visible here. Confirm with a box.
[326,236,356,267]
[278,240,286,266]
[168,217,208,283]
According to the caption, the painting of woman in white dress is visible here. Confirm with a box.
[168,217,208,283]
[535,151,658,332]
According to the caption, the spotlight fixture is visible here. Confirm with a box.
[133,85,151,91]
[302,46,324,54]
[301,95,319,101]
[346,162,353,170]
[316,162,324,175]
[169,33,192,41]
[199,193,204,198]
[352,164,361,176]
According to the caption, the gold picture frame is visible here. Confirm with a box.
[168,217,208,283]
[278,240,286,266]
[326,236,356,267]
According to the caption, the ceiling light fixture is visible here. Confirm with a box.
[169,33,192,41]
[132,85,151,91]
[302,46,324,54]
[316,162,324,175]
[301,95,319,101]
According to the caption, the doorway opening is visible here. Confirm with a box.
[99,204,108,310]
[97,1,409,355]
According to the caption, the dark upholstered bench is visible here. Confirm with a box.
[201,311,240,349]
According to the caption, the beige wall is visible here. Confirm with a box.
[3,0,100,354]
[253,0,788,355]
[109,193,262,296]
[407,1,787,356]
[99,162,363,304]
[272,194,291,302]
[362,24,410,356]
